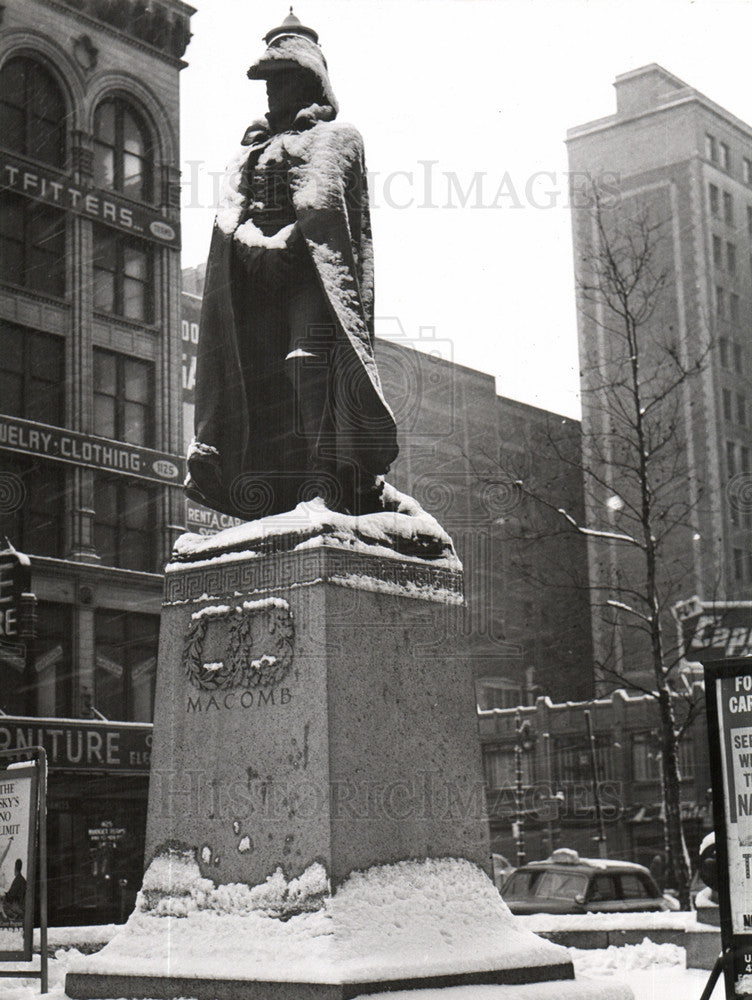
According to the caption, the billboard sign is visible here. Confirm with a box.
[674,597,752,663]
[0,763,38,961]
[705,659,752,997]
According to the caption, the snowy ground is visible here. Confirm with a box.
[0,938,723,1000]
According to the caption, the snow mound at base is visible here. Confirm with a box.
[140,847,329,918]
[68,857,570,983]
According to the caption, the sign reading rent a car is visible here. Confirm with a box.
[705,659,752,998]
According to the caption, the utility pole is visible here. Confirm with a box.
[513,712,534,866]
[584,709,608,858]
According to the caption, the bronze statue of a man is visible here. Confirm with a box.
[185,10,398,520]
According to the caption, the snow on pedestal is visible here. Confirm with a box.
[67,854,573,986]
[65,500,631,999]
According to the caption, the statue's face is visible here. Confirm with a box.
[266,69,316,120]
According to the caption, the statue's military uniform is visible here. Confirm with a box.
[186,14,398,520]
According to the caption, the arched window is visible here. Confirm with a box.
[94,99,154,202]
[0,56,66,166]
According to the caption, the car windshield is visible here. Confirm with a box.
[502,871,538,899]
[534,870,590,900]
[503,868,589,900]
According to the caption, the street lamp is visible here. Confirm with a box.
[513,712,535,867]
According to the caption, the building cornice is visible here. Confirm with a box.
[35,0,194,69]
[567,90,752,147]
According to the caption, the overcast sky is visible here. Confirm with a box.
[179,0,752,419]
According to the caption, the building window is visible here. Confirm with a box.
[738,393,747,427]
[482,746,533,788]
[713,235,723,268]
[678,739,695,780]
[0,322,65,425]
[719,337,729,368]
[724,190,734,225]
[93,348,154,447]
[709,184,719,216]
[727,242,737,274]
[745,158,752,185]
[0,453,65,557]
[93,226,153,323]
[727,440,737,477]
[632,735,659,782]
[734,342,744,371]
[631,733,693,781]
[93,99,154,203]
[0,56,66,167]
[93,473,158,572]
[748,205,752,238]
[555,739,616,784]
[706,133,718,163]
[720,142,731,172]
[716,286,725,320]
[730,292,740,325]
[34,601,74,718]
[734,548,745,582]
[723,388,733,422]
[94,609,159,722]
[0,192,66,296]
[742,446,750,474]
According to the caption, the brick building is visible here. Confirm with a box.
[567,65,752,688]
[0,0,193,923]
[479,687,711,870]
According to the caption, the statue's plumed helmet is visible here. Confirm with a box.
[247,8,338,114]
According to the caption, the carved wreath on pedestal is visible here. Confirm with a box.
[183,600,294,690]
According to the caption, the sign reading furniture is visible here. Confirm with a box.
[0,718,152,774]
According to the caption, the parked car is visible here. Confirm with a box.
[500,847,680,915]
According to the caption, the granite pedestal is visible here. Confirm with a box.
[65,509,599,1000]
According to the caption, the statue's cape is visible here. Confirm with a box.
[187,112,398,520]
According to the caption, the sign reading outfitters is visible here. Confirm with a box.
[0,413,184,486]
[706,659,752,997]
[1,151,180,248]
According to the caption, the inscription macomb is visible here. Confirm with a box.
[187,688,292,713]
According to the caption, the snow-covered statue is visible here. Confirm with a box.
[186,9,399,520]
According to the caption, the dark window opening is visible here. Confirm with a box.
[0,192,65,296]
[93,608,159,722]
[0,56,66,166]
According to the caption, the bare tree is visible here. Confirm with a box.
[472,189,710,907]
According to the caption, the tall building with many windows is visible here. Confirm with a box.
[0,0,192,923]
[567,65,752,686]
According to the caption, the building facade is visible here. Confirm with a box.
[479,688,711,872]
[0,0,192,923]
[567,65,752,686]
